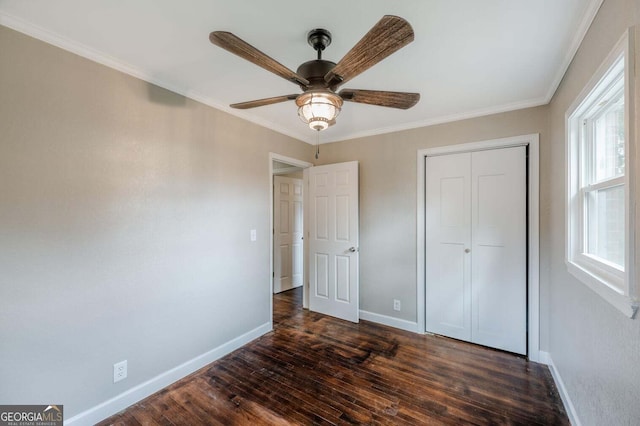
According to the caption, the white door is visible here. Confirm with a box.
[273,176,304,293]
[307,161,359,323]
[425,146,527,355]
[471,147,526,354]
[425,152,472,341]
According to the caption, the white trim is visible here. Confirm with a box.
[308,0,604,145]
[544,0,604,103]
[565,29,638,318]
[269,153,313,170]
[273,166,303,175]
[359,310,420,334]
[421,134,537,157]
[65,322,272,426]
[528,137,541,361]
[268,153,313,319]
[416,150,426,334]
[328,97,548,144]
[537,350,551,365]
[416,133,540,362]
[540,351,583,426]
[0,0,604,147]
[567,262,637,317]
[303,167,310,310]
[0,12,306,144]
[0,10,549,147]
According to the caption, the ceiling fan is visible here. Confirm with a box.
[209,15,420,132]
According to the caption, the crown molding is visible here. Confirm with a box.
[0,11,307,144]
[322,96,548,144]
[543,0,605,103]
[1,0,605,146]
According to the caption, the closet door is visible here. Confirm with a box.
[471,147,526,354]
[425,152,472,341]
[425,147,527,355]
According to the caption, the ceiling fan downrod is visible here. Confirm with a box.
[307,29,332,61]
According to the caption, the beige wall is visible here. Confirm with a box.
[317,106,549,336]
[546,0,640,424]
[0,26,313,417]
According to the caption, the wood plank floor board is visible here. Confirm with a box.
[206,363,316,424]
[247,334,400,404]
[210,356,338,425]
[367,352,552,417]
[233,347,382,423]
[253,331,520,424]
[366,346,562,425]
[169,384,229,426]
[229,350,361,418]
[234,344,396,424]
[98,287,568,425]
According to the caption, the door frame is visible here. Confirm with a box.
[269,153,313,325]
[416,134,540,361]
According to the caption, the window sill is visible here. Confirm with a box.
[566,261,638,318]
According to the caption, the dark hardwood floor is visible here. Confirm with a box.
[99,288,568,425]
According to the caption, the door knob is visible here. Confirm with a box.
[465,248,470,253]
[348,247,357,253]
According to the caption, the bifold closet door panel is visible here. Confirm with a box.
[425,146,527,355]
[425,152,472,341]
[471,146,527,355]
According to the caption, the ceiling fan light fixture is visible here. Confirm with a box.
[296,91,343,131]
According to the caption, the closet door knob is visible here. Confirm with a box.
[464,248,470,253]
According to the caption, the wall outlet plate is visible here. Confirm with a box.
[393,299,401,311]
[113,360,127,383]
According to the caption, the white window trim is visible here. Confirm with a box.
[565,28,638,318]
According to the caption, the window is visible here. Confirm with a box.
[566,30,637,318]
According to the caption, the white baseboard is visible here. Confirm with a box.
[65,322,272,426]
[539,351,582,426]
[538,350,551,365]
[359,310,420,333]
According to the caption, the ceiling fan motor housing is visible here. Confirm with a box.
[296,59,337,90]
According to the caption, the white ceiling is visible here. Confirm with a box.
[0,0,601,144]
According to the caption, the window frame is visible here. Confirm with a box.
[565,29,638,318]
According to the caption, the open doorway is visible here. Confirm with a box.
[269,153,313,326]
[273,170,303,294]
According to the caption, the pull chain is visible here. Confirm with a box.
[315,129,320,159]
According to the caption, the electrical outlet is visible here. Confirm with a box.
[113,360,127,383]
[393,299,401,311]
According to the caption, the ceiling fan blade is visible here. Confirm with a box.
[210,31,309,87]
[339,89,420,109]
[324,15,414,86]
[230,94,298,109]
